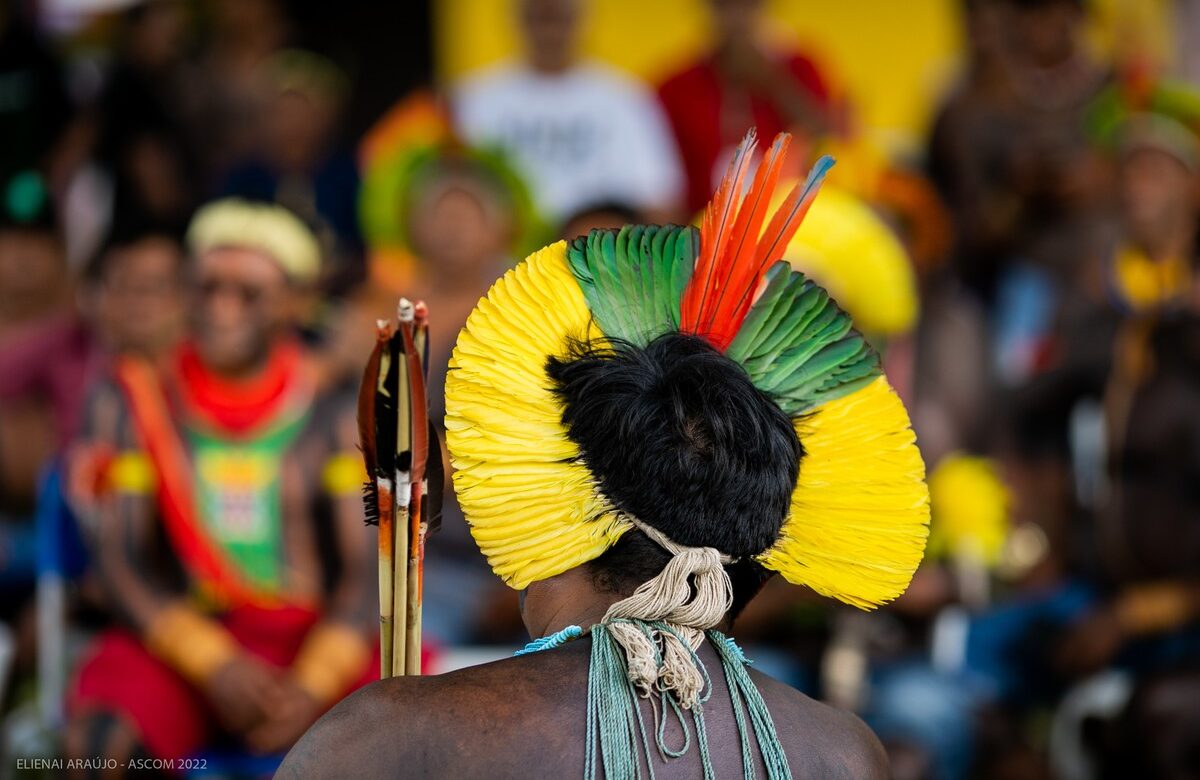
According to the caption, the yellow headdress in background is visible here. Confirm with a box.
[187,198,321,285]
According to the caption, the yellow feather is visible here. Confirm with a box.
[757,376,930,609]
[445,242,629,589]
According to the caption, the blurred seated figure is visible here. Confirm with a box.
[222,50,363,293]
[1020,77,1200,484]
[338,128,540,646]
[63,200,376,772]
[947,92,1200,776]
[339,123,537,411]
[0,172,74,596]
[658,0,835,215]
[452,0,683,222]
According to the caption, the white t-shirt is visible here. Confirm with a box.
[452,62,683,222]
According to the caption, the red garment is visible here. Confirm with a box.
[658,53,831,214]
[174,340,310,436]
[68,604,380,761]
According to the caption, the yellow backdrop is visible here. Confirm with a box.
[435,0,963,152]
[436,0,1175,156]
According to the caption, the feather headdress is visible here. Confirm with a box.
[445,131,929,609]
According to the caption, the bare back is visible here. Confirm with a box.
[279,639,887,779]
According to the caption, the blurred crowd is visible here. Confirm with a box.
[1,0,1199,777]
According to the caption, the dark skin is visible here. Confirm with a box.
[64,249,375,773]
[280,566,889,778]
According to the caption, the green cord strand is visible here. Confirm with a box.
[582,620,792,779]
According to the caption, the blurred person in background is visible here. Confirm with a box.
[920,81,1200,780]
[85,0,204,238]
[557,200,644,242]
[343,136,537,646]
[1078,81,1200,320]
[658,0,835,216]
[80,222,187,367]
[927,0,1021,303]
[196,0,292,182]
[928,0,1110,387]
[63,200,376,771]
[0,172,74,601]
[1016,79,1200,520]
[452,0,683,223]
[1050,94,1200,684]
[0,185,187,709]
[222,50,364,294]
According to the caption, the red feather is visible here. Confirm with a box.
[680,131,757,339]
[755,154,836,280]
[679,130,834,351]
[701,134,791,339]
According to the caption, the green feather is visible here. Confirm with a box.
[636,225,657,323]
[669,228,697,328]
[615,226,646,325]
[730,264,882,413]
[777,372,879,415]
[649,227,672,328]
[743,285,829,371]
[726,262,794,362]
[761,337,865,394]
[565,225,698,345]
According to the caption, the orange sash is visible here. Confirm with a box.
[114,356,277,608]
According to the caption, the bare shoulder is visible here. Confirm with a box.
[748,669,890,780]
[278,647,590,779]
[278,644,888,780]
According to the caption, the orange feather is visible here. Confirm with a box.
[702,134,792,342]
[680,130,832,351]
[680,131,758,338]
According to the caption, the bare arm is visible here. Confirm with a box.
[277,684,397,779]
[72,380,180,632]
[322,402,376,633]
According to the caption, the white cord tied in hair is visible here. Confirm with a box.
[599,515,735,709]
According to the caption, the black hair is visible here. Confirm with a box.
[83,218,185,284]
[547,332,802,614]
[558,200,645,240]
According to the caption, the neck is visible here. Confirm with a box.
[535,599,614,638]
[212,352,271,382]
[523,571,624,639]
[529,57,572,76]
